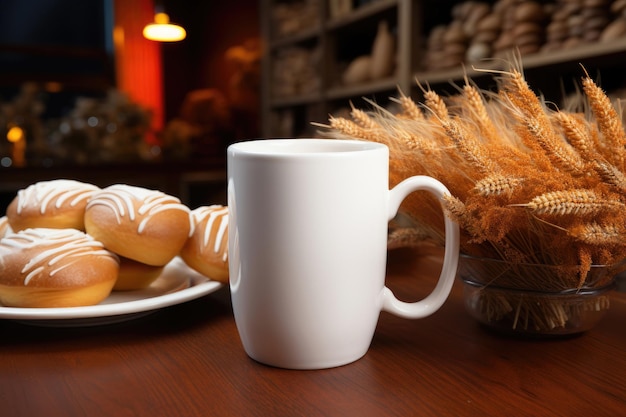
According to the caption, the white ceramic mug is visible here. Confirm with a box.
[227,139,460,369]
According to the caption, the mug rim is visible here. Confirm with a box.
[228,138,387,157]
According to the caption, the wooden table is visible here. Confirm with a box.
[1,247,624,417]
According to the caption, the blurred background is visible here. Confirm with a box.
[0,0,260,210]
[3,0,626,210]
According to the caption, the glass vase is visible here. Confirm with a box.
[458,254,624,337]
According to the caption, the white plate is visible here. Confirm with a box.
[0,257,224,327]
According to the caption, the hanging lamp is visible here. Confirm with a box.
[143,11,186,42]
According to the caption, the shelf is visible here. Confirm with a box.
[269,77,399,108]
[269,24,322,49]
[263,0,626,138]
[262,0,415,137]
[524,39,626,68]
[326,0,397,31]
[414,39,626,86]
[326,76,399,100]
[270,91,323,108]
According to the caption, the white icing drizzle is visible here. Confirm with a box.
[1,228,118,286]
[86,185,190,234]
[191,205,229,262]
[0,216,12,238]
[15,180,99,215]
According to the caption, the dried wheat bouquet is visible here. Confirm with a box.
[319,66,626,291]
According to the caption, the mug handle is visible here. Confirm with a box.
[382,176,460,319]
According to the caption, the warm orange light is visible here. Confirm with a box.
[44,81,63,93]
[143,12,186,42]
[7,126,24,143]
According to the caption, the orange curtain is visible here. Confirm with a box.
[113,0,163,143]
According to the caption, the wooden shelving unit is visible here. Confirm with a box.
[413,37,626,87]
[260,0,626,137]
[260,0,418,137]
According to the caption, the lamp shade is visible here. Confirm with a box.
[143,12,186,42]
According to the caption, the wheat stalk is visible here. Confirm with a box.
[474,174,522,197]
[441,116,500,175]
[499,71,586,173]
[553,111,599,161]
[423,90,449,120]
[350,105,379,130]
[442,194,481,238]
[392,90,424,121]
[501,69,546,119]
[593,159,626,192]
[319,64,626,333]
[514,189,624,216]
[461,84,500,143]
[522,112,588,176]
[327,115,388,144]
[387,121,438,151]
[582,76,626,168]
[387,227,432,249]
[328,116,366,138]
[570,222,622,246]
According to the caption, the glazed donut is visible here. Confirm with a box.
[114,256,164,291]
[84,184,191,266]
[6,179,100,232]
[0,228,119,308]
[0,216,12,238]
[180,205,229,283]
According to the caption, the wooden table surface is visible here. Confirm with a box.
[1,246,624,417]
